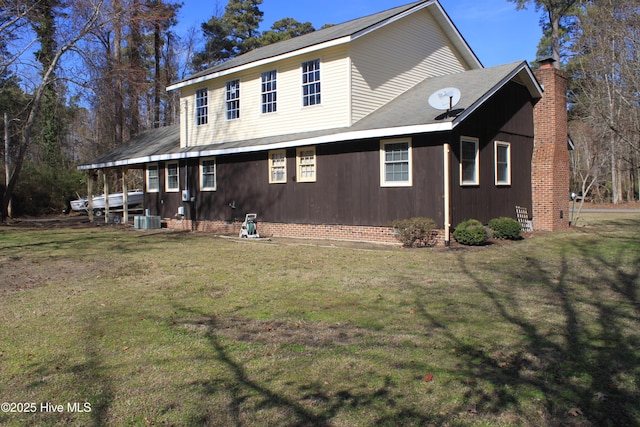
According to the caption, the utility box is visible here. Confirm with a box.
[134,215,161,230]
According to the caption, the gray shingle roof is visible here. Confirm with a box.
[169,0,483,90]
[78,61,541,171]
[176,1,428,85]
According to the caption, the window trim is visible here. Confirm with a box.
[195,88,208,126]
[296,146,316,183]
[269,149,287,184]
[460,136,480,186]
[301,59,321,107]
[380,138,413,187]
[494,140,511,186]
[226,79,240,120]
[165,162,180,193]
[200,157,217,191]
[146,163,159,193]
[261,70,277,114]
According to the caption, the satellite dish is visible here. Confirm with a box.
[428,87,461,111]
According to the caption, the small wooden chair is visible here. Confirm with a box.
[515,206,533,232]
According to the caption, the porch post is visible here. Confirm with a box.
[103,169,109,223]
[122,167,129,225]
[443,143,451,246]
[87,171,94,222]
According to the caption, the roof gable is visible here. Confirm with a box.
[167,0,481,91]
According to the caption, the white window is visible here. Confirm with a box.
[165,162,179,192]
[269,150,286,183]
[261,70,277,114]
[494,141,511,186]
[200,158,216,191]
[380,139,412,187]
[460,136,479,186]
[226,80,240,120]
[302,59,320,106]
[196,88,208,126]
[296,147,316,182]
[147,164,159,192]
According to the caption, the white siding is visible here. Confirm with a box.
[350,9,469,124]
[179,45,351,148]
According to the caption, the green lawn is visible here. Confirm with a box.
[1,213,638,426]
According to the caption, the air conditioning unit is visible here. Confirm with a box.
[134,215,162,230]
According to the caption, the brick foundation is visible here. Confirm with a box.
[166,218,445,246]
[532,61,571,231]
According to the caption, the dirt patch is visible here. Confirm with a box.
[2,214,95,229]
[0,257,106,293]
[178,316,418,349]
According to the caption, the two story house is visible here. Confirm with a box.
[80,0,570,244]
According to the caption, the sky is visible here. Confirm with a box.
[175,0,544,67]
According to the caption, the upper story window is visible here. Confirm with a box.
[380,139,412,187]
[166,162,179,192]
[147,164,159,193]
[302,59,321,106]
[226,79,240,120]
[196,88,208,126]
[494,141,511,186]
[296,147,316,182]
[200,158,216,191]
[261,70,277,114]
[460,136,479,186]
[269,150,286,183]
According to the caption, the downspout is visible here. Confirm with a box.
[443,143,451,247]
[182,99,189,148]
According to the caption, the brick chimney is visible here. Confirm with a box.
[532,59,570,231]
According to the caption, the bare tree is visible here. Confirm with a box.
[0,0,107,221]
[570,0,640,203]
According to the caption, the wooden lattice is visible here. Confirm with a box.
[516,206,533,232]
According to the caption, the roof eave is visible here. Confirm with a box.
[166,35,352,92]
[78,122,454,170]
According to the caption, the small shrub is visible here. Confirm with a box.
[391,217,437,247]
[489,217,522,240]
[453,219,487,246]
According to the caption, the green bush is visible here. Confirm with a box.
[453,219,487,246]
[391,217,437,247]
[488,217,522,240]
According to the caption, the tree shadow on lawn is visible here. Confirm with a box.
[172,304,450,426]
[440,239,640,426]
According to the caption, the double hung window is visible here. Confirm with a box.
[494,141,511,185]
[380,139,412,187]
[269,150,286,183]
[226,80,240,120]
[460,137,479,185]
[296,147,316,182]
[302,59,321,106]
[261,71,277,114]
[200,158,216,191]
[196,88,208,126]
[166,162,179,192]
[147,164,159,192]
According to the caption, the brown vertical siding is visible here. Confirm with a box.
[145,82,534,230]
[449,81,535,226]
